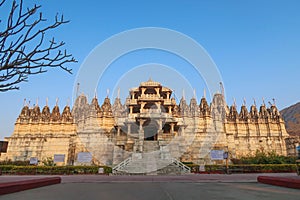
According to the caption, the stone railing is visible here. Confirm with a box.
[171,158,191,173]
[112,157,132,173]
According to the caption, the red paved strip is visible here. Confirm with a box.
[0,177,61,195]
[257,176,300,189]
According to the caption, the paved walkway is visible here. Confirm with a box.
[1,181,300,200]
[0,173,298,183]
[1,173,299,199]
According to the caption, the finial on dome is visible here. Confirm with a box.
[23,98,26,106]
[233,98,236,107]
[203,88,206,99]
[76,82,80,98]
[67,98,70,106]
[182,89,185,100]
[117,88,120,99]
[46,97,48,106]
[56,98,59,106]
[243,98,246,106]
[94,88,97,99]
[262,97,265,106]
[148,77,153,82]
[253,98,257,107]
[106,89,110,97]
[193,89,196,98]
[272,98,276,106]
[36,98,39,106]
[268,101,272,107]
[220,82,225,96]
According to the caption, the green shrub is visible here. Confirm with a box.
[0,165,112,175]
[42,157,56,166]
[232,150,297,164]
[0,160,30,166]
[186,164,297,173]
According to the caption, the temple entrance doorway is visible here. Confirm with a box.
[143,120,158,141]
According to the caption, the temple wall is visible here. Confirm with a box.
[0,87,294,166]
[0,122,76,165]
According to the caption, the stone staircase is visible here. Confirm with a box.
[143,141,159,152]
[112,141,191,175]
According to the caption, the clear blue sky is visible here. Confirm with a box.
[1,0,300,139]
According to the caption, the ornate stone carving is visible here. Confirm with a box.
[101,97,112,116]
[61,106,73,122]
[239,105,249,121]
[41,105,51,122]
[112,98,124,117]
[179,97,189,116]
[269,105,280,120]
[172,104,180,117]
[30,105,41,122]
[259,104,269,119]
[51,105,61,122]
[228,105,238,121]
[250,105,259,120]
[189,98,198,116]
[199,97,210,116]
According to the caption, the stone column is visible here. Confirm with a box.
[140,102,146,113]
[157,102,161,113]
[170,123,174,135]
[155,88,160,97]
[167,92,170,99]
[141,88,146,95]
[129,106,133,114]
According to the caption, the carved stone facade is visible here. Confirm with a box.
[0,80,295,166]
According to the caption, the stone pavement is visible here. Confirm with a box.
[1,181,300,200]
[0,173,300,199]
[1,173,298,183]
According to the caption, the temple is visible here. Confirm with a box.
[0,79,298,174]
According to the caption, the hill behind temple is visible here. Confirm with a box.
[281,102,300,136]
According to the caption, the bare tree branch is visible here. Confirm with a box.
[0,0,77,92]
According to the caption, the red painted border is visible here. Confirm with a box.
[0,177,61,195]
[258,176,300,189]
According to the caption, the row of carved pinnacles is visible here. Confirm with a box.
[175,97,282,122]
[18,104,73,123]
[90,96,211,117]
[226,104,281,121]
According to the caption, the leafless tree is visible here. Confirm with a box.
[0,0,77,92]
